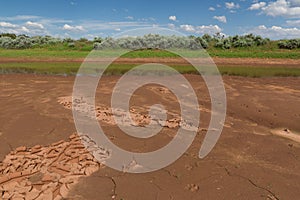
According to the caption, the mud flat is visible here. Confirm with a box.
[1,74,300,199]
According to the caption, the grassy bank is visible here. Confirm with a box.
[0,48,300,59]
[1,62,300,77]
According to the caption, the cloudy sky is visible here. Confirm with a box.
[1,0,300,39]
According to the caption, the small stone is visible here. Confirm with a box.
[32,145,42,150]
[56,164,71,173]
[284,128,290,133]
[185,184,199,192]
[69,134,78,140]
[42,174,55,182]
[16,146,27,152]
[15,185,32,194]
[9,171,22,179]
[2,191,13,199]
[11,193,25,200]
[2,180,19,191]
[84,166,97,176]
[31,148,42,154]
[54,195,63,200]
[25,188,40,200]
[52,140,65,146]
[60,184,69,198]
[35,190,53,200]
[46,152,58,159]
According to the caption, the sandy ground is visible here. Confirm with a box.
[1,74,300,199]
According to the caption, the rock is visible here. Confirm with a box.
[60,184,69,198]
[283,128,290,133]
[52,140,65,147]
[35,190,53,200]
[31,148,42,154]
[2,191,13,199]
[185,184,199,192]
[42,174,55,182]
[2,181,19,191]
[16,146,27,152]
[15,185,32,194]
[25,188,40,200]
[11,193,25,200]
[56,164,71,173]
[32,145,42,150]
[84,166,97,176]
[54,195,63,200]
[9,171,22,179]
[69,134,78,140]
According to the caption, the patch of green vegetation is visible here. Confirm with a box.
[1,48,300,59]
[0,49,89,58]
[207,47,300,59]
[218,66,300,77]
[1,62,300,77]
[0,62,81,75]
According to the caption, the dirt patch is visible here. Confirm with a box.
[1,74,300,199]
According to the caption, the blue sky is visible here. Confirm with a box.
[1,0,300,39]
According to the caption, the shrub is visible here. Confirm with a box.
[94,34,203,50]
[195,37,208,49]
[68,42,76,48]
[278,39,300,49]
[93,37,102,43]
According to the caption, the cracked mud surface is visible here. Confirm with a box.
[0,134,105,200]
[1,74,300,199]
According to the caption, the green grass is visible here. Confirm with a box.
[1,62,300,77]
[207,48,300,59]
[1,47,300,59]
[0,49,89,58]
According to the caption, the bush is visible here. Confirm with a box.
[195,37,208,49]
[68,42,75,48]
[94,34,203,50]
[93,37,102,43]
[278,39,300,49]
[0,33,17,39]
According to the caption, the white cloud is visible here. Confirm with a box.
[25,21,44,29]
[0,22,17,28]
[0,15,41,21]
[169,15,177,21]
[126,16,134,20]
[21,26,30,33]
[248,2,266,10]
[286,19,300,26]
[180,24,195,32]
[225,2,240,9]
[289,0,300,7]
[247,25,300,39]
[168,23,176,29]
[252,0,300,18]
[62,24,85,32]
[213,16,227,23]
[209,7,216,11]
[180,24,222,34]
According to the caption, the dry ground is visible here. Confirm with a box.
[1,73,300,199]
